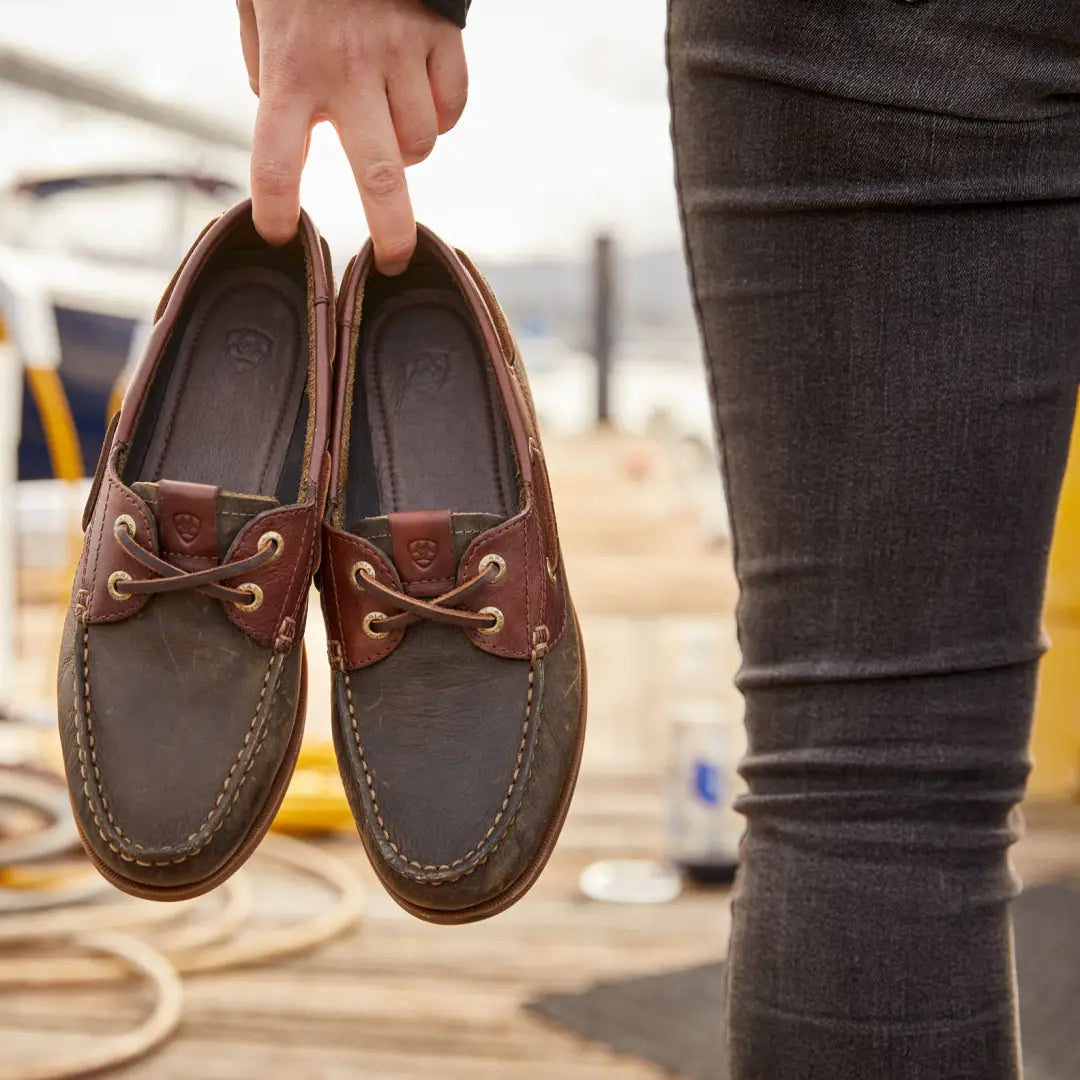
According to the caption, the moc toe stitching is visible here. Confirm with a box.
[74,623,279,867]
[342,648,542,885]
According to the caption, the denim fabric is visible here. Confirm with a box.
[668,2,1080,1077]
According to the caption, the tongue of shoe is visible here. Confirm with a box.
[132,480,278,570]
[349,509,504,598]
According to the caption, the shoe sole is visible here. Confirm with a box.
[70,648,308,903]
[358,609,589,926]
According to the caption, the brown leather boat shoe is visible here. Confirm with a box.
[57,200,333,900]
[320,226,587,924]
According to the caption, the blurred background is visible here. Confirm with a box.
[0,3,1078,1078]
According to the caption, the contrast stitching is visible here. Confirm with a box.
[87,473,112,611]
[74,625,276,866]
[343,647,538,884]
[361,529,481,541]
[284,507,316,618]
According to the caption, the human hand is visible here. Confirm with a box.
[237,0,468,273]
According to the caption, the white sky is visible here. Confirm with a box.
[0,0,679,261]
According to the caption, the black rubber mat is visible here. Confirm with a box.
[526,875,1080,1080]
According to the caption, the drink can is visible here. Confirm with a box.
[665,702,745,883]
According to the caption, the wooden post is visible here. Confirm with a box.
[593,233,615,427]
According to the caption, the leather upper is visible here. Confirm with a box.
[59,201,332,893]
[321,225,585,919]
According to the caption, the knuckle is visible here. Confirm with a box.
[336,31,369,82]
[437,84,468,130]
[381,17,407,61]
[401,129,437,162]
[261,43,308,93]
[361,160,406,199]
[250,158,295,200]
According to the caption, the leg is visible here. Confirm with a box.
[668,2,1080,1077]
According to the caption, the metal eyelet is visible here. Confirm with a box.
[478,553,507,582]
[352,561,377,585]
[234,583,264,612]
[363,611,390,640]
[258,531,284,561]
[107,571,133,601]
[113,514,136,540]
[477,607,504,636]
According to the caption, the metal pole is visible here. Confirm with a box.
[593,232,615,426]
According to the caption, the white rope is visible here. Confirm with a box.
[0,931,183,1080]
[0,770,365,1078]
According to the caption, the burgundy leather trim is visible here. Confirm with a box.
[320,525,406,670]
[388,509,455,598]
[80,454,158,623]
[328,248,373,519]
[82,410,120,532]
[224,503,319,648]
[158,480,219,565]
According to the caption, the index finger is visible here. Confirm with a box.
[250,93,311,245]
[334,92,416,276]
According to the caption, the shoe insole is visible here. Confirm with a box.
[136,264,307,498]
[352,288,517,520]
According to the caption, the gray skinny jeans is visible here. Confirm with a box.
[668,2,1080,1077]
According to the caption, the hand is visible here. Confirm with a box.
[237,0,468,273]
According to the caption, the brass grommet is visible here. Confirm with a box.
[477,607,504,636]
[258,531,284,561]
[363,611,389,640]
[107,571,132,601]
[113,514,136,540]
[352,561,377,584]
[478,553,507,582]
[234,583,264,612]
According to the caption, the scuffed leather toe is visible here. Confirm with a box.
[57,595,303,895]
[333,612,585,917]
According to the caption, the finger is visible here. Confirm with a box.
[250,92,311,245]
[335,93,416,276]
[388,67,440,166]
[428,36,468,134]
[236,0,260,95]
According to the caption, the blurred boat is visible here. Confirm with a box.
[0,162,242,586]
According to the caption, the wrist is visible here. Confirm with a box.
[420,0,469,29]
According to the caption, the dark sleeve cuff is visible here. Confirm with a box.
[421,0,470,28]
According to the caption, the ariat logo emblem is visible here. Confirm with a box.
[408,539,438,569]
[225,328,273,372]
[405,349,450,393]
[173,513,202,543]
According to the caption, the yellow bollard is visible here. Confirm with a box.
[1031,402,1080,800]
